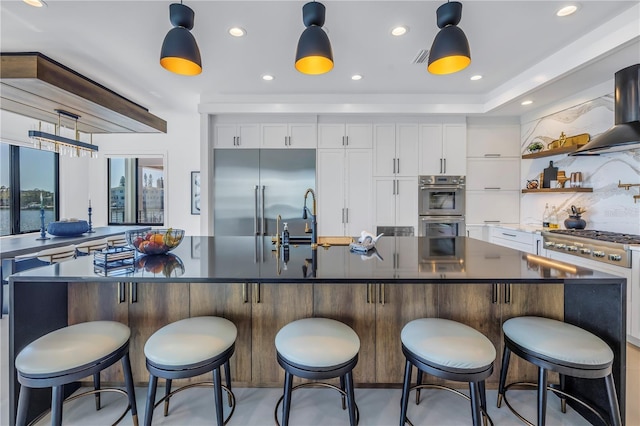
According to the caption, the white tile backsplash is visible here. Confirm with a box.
[521,95,640,234]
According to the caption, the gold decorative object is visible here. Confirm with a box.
[547,133,590,150]
[618,180,640,203]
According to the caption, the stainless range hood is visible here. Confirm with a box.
[571,64,640,155]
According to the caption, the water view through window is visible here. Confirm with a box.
[0,143,58,236]
[108,157,164,225]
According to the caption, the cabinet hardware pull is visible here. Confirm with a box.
[491,283,498,304]
[504,283,512,304]
[341,208,345,224]
[502,233,517,237]
[345,136,349,146]
[237,136,240,146]
[129,282,138,304]
[396,158,400,174]
[117,282,126,303]
[243,283,248,303]
[440,158,443,174]
[254,283,261,303]
[392,158,396,174]
[484,220,501,223]
[484,187,501,190]
[379,283,385,305]
[367,283,371,304]
[396,180,399,195]
[443,158,446,174]
[345,208,349,223]
[484,154,501,157]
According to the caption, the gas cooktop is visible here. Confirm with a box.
[547,229,640,245]
[542,229,638,267]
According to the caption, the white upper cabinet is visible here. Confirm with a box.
[214,123,259,149]
[261,122,317,148]
[466,158,520,191]
[419,123,467,175]
[373,123,419,177]
[318,123,373,149]
[466,124,521,158]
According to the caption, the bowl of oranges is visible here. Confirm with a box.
[125,228,184,255]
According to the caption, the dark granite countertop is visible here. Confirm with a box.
[7,236,621,284]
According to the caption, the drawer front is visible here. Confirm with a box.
[466,191,520,224]
[466,159,520,191]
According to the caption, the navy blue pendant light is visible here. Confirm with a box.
[295,1,334,75]
[160,2,202,76]
[428,1,471,75]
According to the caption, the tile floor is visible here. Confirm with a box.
[1,316,639,426]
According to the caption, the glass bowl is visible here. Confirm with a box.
[125,228,184,255]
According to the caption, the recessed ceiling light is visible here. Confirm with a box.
[23,0,47,7]
[521,100,533,106]
[262,74,274,81]
[228,27,246,37]
[351,74,363,81]
[391,26,408,36]
[556,5,578,17]
[470,75,483,81]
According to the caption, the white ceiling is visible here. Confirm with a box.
[1,0,639,120]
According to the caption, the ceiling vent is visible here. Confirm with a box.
[411,49,429,64]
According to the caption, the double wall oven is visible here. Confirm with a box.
[418,175,465,237]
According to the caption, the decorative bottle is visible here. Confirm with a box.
[550,205,559,229]
[542,203,550,229]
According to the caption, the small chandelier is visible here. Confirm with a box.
[28,109,98,158]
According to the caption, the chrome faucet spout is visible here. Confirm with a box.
[303,188,318,248]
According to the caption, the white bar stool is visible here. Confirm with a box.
[399,318,496,426]
[497,316,621,426]
[15,321,138,426]
[143,316,237,426]
[275,317,360,426]
[75,238,109,256]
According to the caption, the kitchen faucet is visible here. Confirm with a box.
[302,188,317,249]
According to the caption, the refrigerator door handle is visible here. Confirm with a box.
[254,185,259,235]
[261,185,266,235]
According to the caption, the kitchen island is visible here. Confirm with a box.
[8,236,626,425]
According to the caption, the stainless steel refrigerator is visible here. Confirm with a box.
[213,149,316,237]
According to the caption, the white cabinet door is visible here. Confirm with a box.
[318,124,345,149]
[373,177,396,226]
[466,225,486,240]
[261,123,288,148]
[395,177,418,231]
[466,125,521,158]
[345,124,373,149]
[214,124,239,148]
[466,191,520,224]
[261,123,316,148]
[317,149,346,236]
[466,158,520,191]
[419,124,443,175]
[289,123,317,148]
[442,124,466,175]
[396,124,419,177]
[345,150,372,236]
[373,124,396,176]
[237,124,259,148]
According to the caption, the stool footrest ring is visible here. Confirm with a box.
[274,382,360,426]
[26,388,135,426]
[404,384,493,426]
[500,381,609,426]
[151,381,235,425]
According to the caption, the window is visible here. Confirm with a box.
[0,143,59,236]
[108,157,164,225]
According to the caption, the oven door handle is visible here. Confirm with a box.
[419,186,463,191]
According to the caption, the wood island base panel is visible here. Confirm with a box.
[8,236,626,425]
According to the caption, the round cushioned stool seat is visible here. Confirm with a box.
[145,317,237,367]
[402,318,496,370]
[16,321,130,375]
[503,316,613,367]
[276,318,360,367]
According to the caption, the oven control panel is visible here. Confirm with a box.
[543,235,630,268]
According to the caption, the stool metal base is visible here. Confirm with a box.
[274,382,360,426]
[25,388,136,426]
[404,384,493,426]
[150,381,236,425]
[499,381,609,426]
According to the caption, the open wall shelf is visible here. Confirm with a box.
[521,188,593,193]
